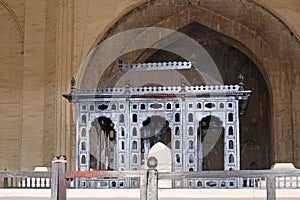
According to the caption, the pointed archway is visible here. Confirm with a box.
[197,115,224,171]
[141,116,171,163]
[90,116,116,170]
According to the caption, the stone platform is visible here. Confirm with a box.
[0,189,300,200]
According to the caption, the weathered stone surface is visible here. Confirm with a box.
[0,0,24,171]
[0,0,300,170]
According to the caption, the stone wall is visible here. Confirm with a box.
[0,0,24,170]
[0,0,138,170]
[0,0,299,170]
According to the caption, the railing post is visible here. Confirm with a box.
[51,155,67,200]
[140,166,147,200]
[3,177,8,188]
[146,157,158,200]
[267,176,276,200]
[3,169,8,188]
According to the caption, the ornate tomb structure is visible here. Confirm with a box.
[63,60,251,188]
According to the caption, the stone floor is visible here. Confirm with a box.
[0,189,300,199]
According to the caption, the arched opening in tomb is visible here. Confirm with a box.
[197,115,224,171]
[141,116,171,163]
[90,116,116,170]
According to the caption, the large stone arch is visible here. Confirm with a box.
[77,0,300,167]
[0,0,24,42]
[0,1,24,170]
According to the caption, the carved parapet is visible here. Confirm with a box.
[121,61,192,71]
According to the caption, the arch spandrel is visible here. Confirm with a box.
[85,0,299,91]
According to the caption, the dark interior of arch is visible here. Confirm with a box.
[90,116,116,170]
[141,116,171,149]
[198,115,224,171]
[142,22,271,170]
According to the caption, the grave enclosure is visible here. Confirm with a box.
[63,60,251,188]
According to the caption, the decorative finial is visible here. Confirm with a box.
[62,77,75,103]
[237,73,244,90]
[191,53,196,66]
[147,156,158,169]
[59,155,67,161]
[118,57,123,71]
[52,156,59,161]
[181,79,186,92]
[125,79,130,88]
[71,77,76,92]
[181,79,185,86]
